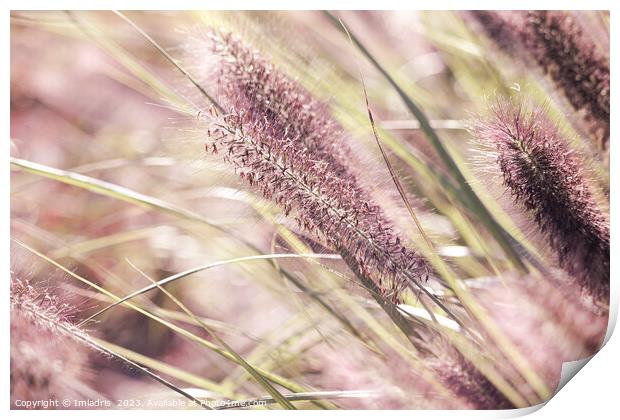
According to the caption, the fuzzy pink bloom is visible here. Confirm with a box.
[472,100,609,301]
[199,31,432,304]
[466,11,522,55]
[10,275,94,408]
[467,11,610,150]
[195,31,517,408]
[430,347,514,409]
[521,11,610,150]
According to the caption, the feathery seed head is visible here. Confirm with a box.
[466,11,522,55]
[197,30,431,302]
[430,347,515,409]
[521,11,609,149]
[472,99,609,301]
[466,11,609,151]
[206,31,354,173]
[10,274,93,407]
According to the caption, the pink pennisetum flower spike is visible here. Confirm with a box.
[198,30,432,306]
[521,11,610,151]
[10,275,93,407]
[472,100,609,302]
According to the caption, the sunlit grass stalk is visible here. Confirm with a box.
[10,157,355,338]
[131,262,297,409]
[12,239,326,404]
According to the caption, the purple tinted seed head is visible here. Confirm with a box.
[430,346,515,409]
[200,30,432,303]
[466,11,609,151]
[10,274,92,407]
[192,30,516,409]
[473,99,609,301]
[207,31,355,178]
[466,11,522,55]
[521,11,609,150]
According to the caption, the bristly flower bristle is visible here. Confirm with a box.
[472,100,609,301]
[10,274,92,407]
[209,32,355,178]
[521,11,610,150]
[199,31,431,303]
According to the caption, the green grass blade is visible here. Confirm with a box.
[79,253,340,326]
[325,11,527,272]
[10,157,211,224]
[135,265,297,409]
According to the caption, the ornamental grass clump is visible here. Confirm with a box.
[9,11,611,410]
[191,31,529,408]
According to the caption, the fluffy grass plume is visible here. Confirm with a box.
[472,99,609,302]
[197,31,526,407]
[430,348,514,409]
[466,11,521,55]
[199,31,432,304]
[521,11,610,150]
[469,11,610,150]
[10,274,93,408]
